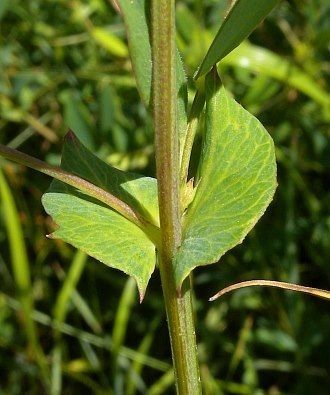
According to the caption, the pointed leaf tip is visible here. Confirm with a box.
[205,66,222,92]
[42,133,159,296]
[43,193,156,298]
[64,129,79,144]
[194,0,280,79]
[138,289,145,304]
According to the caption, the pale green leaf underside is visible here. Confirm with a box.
[174,84,277,287]
[42,132,159,297]
[49,132,159,226]
[195,0,279,79]
[42,193,155,298]
[115,0,188,153]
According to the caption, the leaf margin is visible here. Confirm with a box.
[174,69,277,289]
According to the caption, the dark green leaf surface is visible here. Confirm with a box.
[0,0,9,21]
[42,132,159,297]
[174,70,277,287]
[115,0,151,106]
[43,193,155,299]
[48,132,159,226]
[115,0,188,151]
[195,0,279,79]
[60,91,95,150]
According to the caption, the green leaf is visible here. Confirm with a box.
[91,27,129,58]
[99,84,116,135]
[59,91,95,150]
[42,193,155,300]
[0,0,9,21]
[115,0,188,151]
[42,132,159,298]
[222,42,330,108]
[194,0,280,79]
[53,250,88,326]
[114,0,151,105]
[0,168,48,379]
[174,69,277,287]
[49,131,159,226]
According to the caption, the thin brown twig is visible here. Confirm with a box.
[209,280,330,301]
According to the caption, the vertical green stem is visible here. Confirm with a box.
[152,1,201,393]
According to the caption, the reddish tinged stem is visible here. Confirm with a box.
[152,0,201,392]
[0,144,158,242]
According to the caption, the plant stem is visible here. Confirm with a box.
[152,1,201,393]
[0,144,158,242]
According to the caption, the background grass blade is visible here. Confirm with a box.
[195,0,280,78]
[52,251,101,393]
[91,27,128,58]
[50,345,62,395]
[71,291,103,334]
[0,167,49,384]
[126,316,160,395]
[53,250,88,328]
[1,291,171,372]
[221,42,330,109]
[111,277,137,382]
[52,251,87,395]
[148,369,175,395]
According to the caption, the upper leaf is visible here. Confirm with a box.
[194,0,280,79]
[114,0,151,106]
[174,69,277,287]
[42,132,159,298]
[114,0,188,153]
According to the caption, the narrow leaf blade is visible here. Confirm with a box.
[114,0,188,148]
[0,169,49,379]
[114,0,152,105]
[53,250,88,326]
[195,0,280,79]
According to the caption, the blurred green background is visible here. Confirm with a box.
[0,0,329,393]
